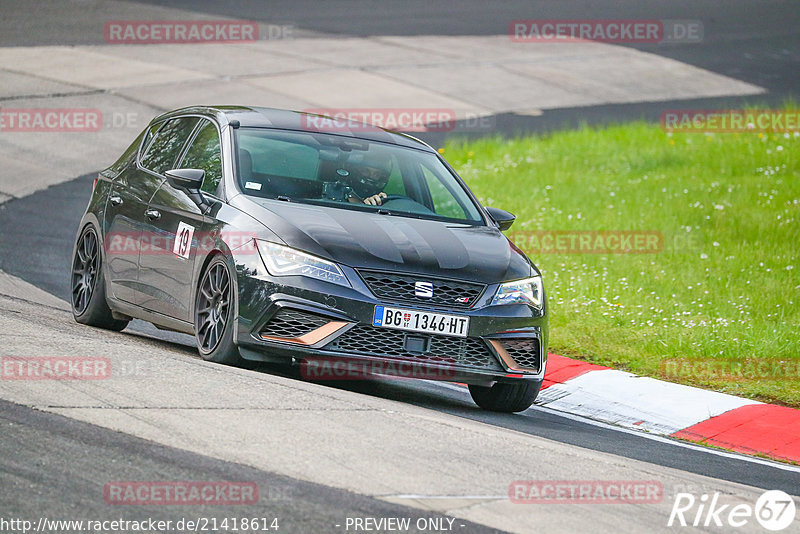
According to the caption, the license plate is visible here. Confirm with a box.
[372,306,469,338]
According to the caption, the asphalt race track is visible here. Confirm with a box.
[2,0,797,139]
[0,2,798,533]
[0,398,502,533]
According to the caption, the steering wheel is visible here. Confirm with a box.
[380,194,413,203]
[378,194,435,214]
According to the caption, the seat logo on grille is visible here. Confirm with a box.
[414,281,434,298]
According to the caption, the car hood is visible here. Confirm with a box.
[231,196,533,283]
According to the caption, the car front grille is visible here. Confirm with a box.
[260,308,330,339]
[494,338,541,372]
[357,270,486,309]
[324,325,503,371]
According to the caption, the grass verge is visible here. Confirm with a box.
[443,116,799,406]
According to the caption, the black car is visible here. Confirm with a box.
[71,106,548,412]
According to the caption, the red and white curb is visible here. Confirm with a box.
[536,355,800,464]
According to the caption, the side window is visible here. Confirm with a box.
[381,155,405,195]
[421,164,468,220]
[140,117,199,175]
[180,120,223,194]
[140,122,162,157]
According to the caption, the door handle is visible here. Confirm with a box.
[109,194,123,206]
[145,209,161,221]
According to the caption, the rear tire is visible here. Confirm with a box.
[71,225,129,331]
[195,256,243,366]
[469,380,541,413]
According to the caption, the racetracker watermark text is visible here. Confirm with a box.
[0,109,101,132]
[509,480,663,504]
[104,20,259,44]
[105,231,258,256]
[510,19,702,43]
[300,357,457,381]
[661,110,800,133]
[661,359,800,382]
[508,231,664,254]
[1,357,110,380]
[104,481,258,505]
[302,108,494,133]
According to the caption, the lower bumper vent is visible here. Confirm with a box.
[489,338,541,373]
[324,325,503,371]
[260,308,347,345]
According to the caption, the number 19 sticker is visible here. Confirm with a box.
[173,221,195,259]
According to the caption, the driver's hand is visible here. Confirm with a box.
[363,192,387,206]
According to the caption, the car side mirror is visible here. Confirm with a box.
[165,168,204,190]
[485,207,515,231]
[165,168,210,213]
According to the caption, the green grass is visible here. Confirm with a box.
[441,117,800,407]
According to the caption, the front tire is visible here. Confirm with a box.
[195,256,243,366]
[71,225,129,331]
[469,380,542,413]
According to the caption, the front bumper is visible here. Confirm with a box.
[233,258,548,387]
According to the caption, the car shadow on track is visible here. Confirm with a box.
[249,359,488,412]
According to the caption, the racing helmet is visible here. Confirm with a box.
[346,151,393,199]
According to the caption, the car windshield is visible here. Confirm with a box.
[234,128,484,224]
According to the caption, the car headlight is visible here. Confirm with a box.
[256,240,350,288]
[491,276,543,309]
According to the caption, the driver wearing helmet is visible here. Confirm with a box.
[345,152,392,206]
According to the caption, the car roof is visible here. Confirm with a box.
[151,105,436,152]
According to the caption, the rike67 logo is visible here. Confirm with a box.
[669,490,796,531]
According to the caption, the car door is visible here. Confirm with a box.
[130,115,200,313]
[137,118,223,322]
[104,123,162,304]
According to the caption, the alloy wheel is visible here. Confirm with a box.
[196,261,231,353]
[71,228,99,314]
